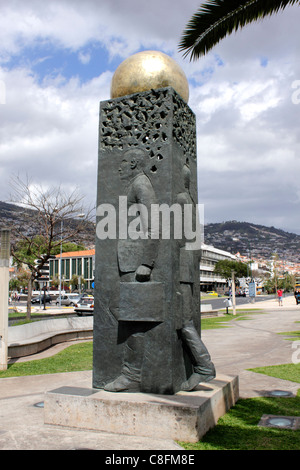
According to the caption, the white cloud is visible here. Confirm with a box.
[189,38,300,233]
[78,51,91,65]
[0,65,112,209]
[1,0,300,234]
[0,0,199,61]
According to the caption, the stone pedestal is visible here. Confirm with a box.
[93,87,202,394]
[44,374,238,443]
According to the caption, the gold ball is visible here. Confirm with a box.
[110,50,189,103]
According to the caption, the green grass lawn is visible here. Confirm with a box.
[9,311,44,326]
[183,315,300,450]
[278,326,300,341]
[0,341,93,378]
[201,309,265,329]
[8,311,70,326]
[179,389,300,450]
[249,363,300,384]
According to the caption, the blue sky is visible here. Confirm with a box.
[1,0,300,235]
[5,40,119,84]
[10,42,123,84]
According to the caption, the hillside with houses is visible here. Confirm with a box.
[205,221,300,262]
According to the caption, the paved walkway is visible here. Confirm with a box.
[206,294,300,398]
[0,295,299,450]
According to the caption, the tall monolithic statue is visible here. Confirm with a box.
[93,51,215,394]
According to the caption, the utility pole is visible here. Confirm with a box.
[0,229,11,370]
[231,270,236,316]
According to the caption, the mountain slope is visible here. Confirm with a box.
[1,202,299,262]
[204,221,300,262]
[0,201,95,247]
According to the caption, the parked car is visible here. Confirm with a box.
[31,294,52,304]
[206,291,218,296]
[74,297,94,316]
[55,294,83,306]
[236,290,246,297]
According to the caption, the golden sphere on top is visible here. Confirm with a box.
[110,50,189,103]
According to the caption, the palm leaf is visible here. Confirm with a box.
[179,0,300,60]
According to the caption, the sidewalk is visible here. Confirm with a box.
[235,293,300,311]
[206,294,300,398]
[0,296,299,450]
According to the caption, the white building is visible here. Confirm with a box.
[47,245,235,294]
[49,249,95,291]
[200,244,236,292]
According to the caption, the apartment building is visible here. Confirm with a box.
[200,243,236,292]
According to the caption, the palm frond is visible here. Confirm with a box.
[179,0,299,60]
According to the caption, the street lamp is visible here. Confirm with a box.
[58,213,85,306]
[231,270,236,316]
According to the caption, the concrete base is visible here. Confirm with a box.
[44,373,238,443]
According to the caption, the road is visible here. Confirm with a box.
[201,294,276,310]
[10,294,294,315]
[10,300,74,310]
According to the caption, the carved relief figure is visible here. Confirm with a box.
[104,148,160,392]
[177,162,215,391]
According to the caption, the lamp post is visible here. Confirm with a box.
[231,270,236,316]
[58,213,85,306]
[0,229,11,370]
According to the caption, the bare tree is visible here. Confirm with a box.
[8,175,94,318]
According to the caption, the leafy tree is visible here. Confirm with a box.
[9,278,20,291]
[51,276,59,289]
[12,236,55,316]
[9,269,31,296]
[264,274,294,293]
[8,176,93,318]
[179,0,299,60]
[50,242,86,255]
[69,274,86,292]
[214,259,248,280]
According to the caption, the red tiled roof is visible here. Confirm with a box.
[56,249,95,258]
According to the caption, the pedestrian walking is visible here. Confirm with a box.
[277,288,283,306]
